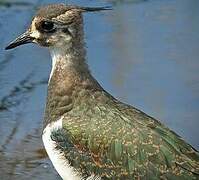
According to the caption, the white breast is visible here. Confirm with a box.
[42,117,81,180]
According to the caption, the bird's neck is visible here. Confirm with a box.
[44,42,102,127]
[49,44,88,82]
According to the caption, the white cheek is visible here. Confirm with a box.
[53,34,71,46]
[30,30,41,39]
[30,18,41,39]
[60,33,72,41]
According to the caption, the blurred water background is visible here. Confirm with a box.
[0,0,198,179]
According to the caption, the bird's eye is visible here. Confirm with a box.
[40,21,55,32]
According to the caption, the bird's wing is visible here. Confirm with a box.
[51,93,199,179]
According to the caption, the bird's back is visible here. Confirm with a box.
[51,89,199,179]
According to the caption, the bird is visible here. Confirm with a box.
[5,3,199,180]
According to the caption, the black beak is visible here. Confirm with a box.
[5,31,34,50]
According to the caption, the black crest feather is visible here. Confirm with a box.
[79,6,112,12]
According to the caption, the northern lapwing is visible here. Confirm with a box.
[5,4,199,180]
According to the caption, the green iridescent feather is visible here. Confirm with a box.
[51,91,199,179]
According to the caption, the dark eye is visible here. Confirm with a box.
[40,21,55,32]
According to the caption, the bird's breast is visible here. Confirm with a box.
[42,116,82,180]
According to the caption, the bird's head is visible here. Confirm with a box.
[5,4,110,50]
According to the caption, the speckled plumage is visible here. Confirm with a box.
[49,83,199,179]
[5,4,199,179]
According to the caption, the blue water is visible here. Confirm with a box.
[0,0,198,179]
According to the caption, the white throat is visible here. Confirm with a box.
[49,47,73,83]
